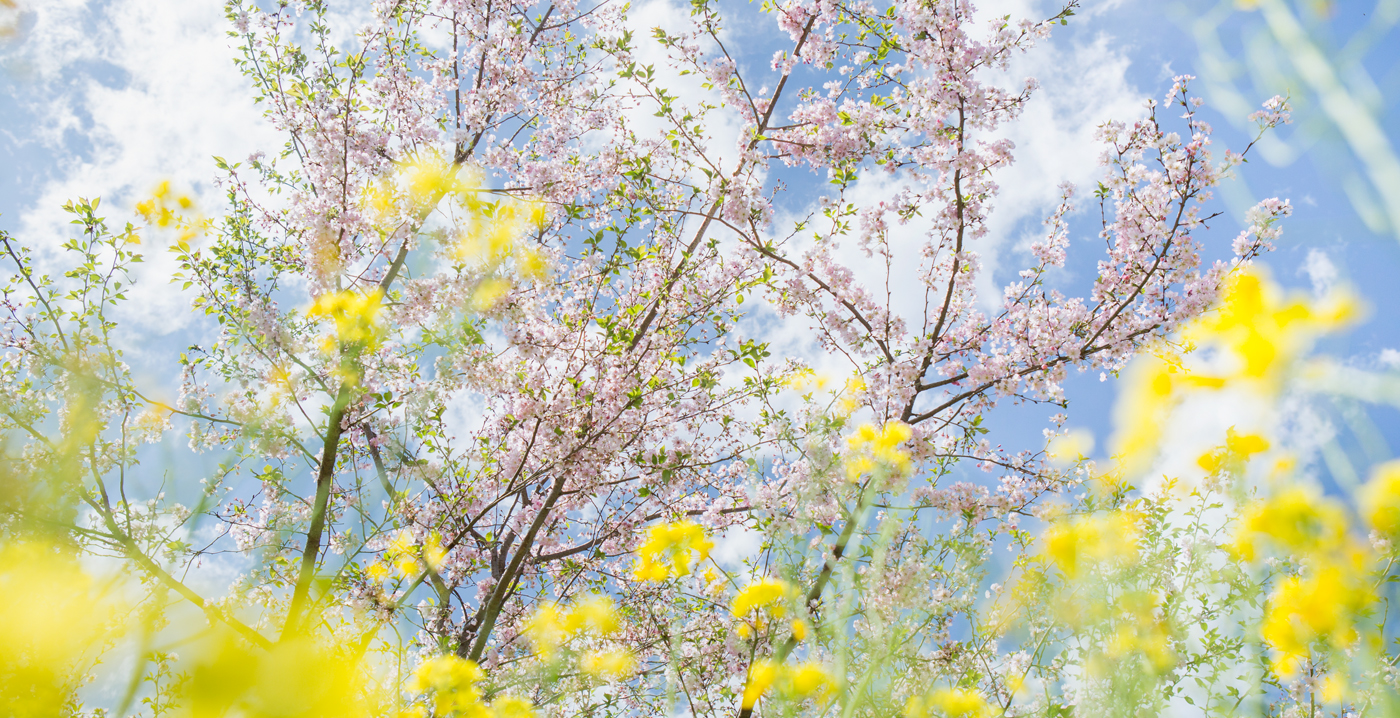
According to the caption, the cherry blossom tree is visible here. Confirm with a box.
[0,0,1304,715]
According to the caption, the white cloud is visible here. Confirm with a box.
[978,31,1145,302]
[1300,247,1337,297]
[3,0,280,352]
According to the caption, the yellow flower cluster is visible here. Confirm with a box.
[1188,271,1357,383]
[731,578,804,640]
[845,421,914,481]
[578,649,637,682]
[1231,488,1346,562]
[632,520,714,581]
[524,595,622,657]
[731,577,796,619]
[741,660,836,709]
[1042,511,1140,579]
[1233,484,1382,675]
[523,596,636,681]
[0,542,127,714]
[135,179,206,247]
[1260,561,1372,675]
[362,152,482,217]
[309,288,385,350]
[904,687,991,718]
[1360,460,1400,539]
[361,152,548,311]
[409,655,533,717]
[1108,269,1356,475]
[1196,428,1270,474]
[365,530,445,584]
[1094,591,1177,676]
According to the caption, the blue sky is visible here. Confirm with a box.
[1,0,1398,499]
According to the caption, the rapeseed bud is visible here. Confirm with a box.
[632,520,714,581]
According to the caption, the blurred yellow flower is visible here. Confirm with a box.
[580,649,636,681]
[0,542,127,716]
[525,595,620,658]
[181,630,378,717]
[906,687,990,718]
[309,288,384,349]
[524,603,568,658]
[564,595,620,635]
[1232,488,1346,562]
[1261,563,1372,675]
[1196,429,1270,474]
[741,660,835,709]
[632,520,714,581]
[732,577,795,619]
[409,655,489,716]
[490,695,536,718]
[845,420,913,480]
[1360,460,1400,538]
[742,660,779,709]
[1046,428,1094,465]
[1043,512,1139,579]
[1109,270,1358,475]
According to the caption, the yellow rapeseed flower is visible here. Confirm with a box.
[409,655,489,716]
[579,650,636,681]
[845,420,913,480]
[739,660,836,709]
[906,687,991,718]
[742,661,779,709]
[632,520,714,581]
[0,542,128,715]
[309,288,384,349]
[563,595,620,636]
[525,595,620,659]
[1261,562,1372,676]
[786,662,837,702]
[491,695,536,718]
[524,603,568,658]
[1196,428,1270,474]
[1360,460,1400,538]
[1042,512,1140,579]
[1232,488,1346,562]
[731,577,795,619]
